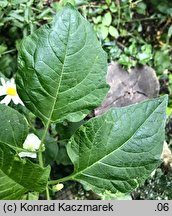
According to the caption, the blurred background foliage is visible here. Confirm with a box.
[0,0,172,200]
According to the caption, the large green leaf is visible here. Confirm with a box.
[0,104,50,199]
[0,144,50,200]
[16,4,108,125]
[0,104,28,151]
[67,96,167,193]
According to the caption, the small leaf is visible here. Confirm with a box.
[136,2,147,15]
[92,16,102,24]
[0,144,50,199]
[137,53,150,64]
[11,0,28,4]
[109,26,119,38]
[137,44,152,64]
[0,0,8,8]
[154,49,171,74]
[0,44,7,56]
[67,96,167,193]
[51,2,63,12]
[105,0,111,5]
[9,11,25,22]
[99,25,109,40]
[102,12,112,26]
[62,0,76,6]
[110,2,117,13]
[16,5,108,124]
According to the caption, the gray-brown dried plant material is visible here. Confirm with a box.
[95,62,160,115]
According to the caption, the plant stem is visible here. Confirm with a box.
[38,122,50,162]
[1,49,16,55]
[116,0,121,29]
[123,17,160,23]
[46,186,51,200]
[48,174,74,185]
[38,151,44,167]
[38,121,51,199]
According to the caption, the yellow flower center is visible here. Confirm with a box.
[6,87,17,96]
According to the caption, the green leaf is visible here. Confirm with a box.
[137,44,152,64]
[16,5,108,124]
[92,16,102,24]
[0,104,28,151]
[62,0,76,6]
[98,25,109,40]
[136,2,147,15]
[118,54,136,69]
[0,104,50,199]
[67,96,167,193]
[56,120,85,140]
[56,144,72,165]
[105,0,111,5]
[109,26,119,38]
[9,11,25,22]
[110,2,117,13]
[0,44,7,56]
[154,49,171,74]
[102,12,112,26]
[11,0,28,4]
[24,192,39,200]
[51,2,63,12]
[44,136,59,166]
[125,42,137,56]
[0,0,8,8]
[0,144,50,199]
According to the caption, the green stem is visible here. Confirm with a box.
[48,174,74,185]
[116,0,121,29]
[38,122,51,199]
[1,49,16,55]
[46,186,51,200]
[122,17,160,23]
[38,121,50,167]
[38,151,44,167]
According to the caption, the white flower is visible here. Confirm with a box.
[0,77,24,105]
[18,133,42,158]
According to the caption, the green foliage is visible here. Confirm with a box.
[0,105,50,199]
[0,0,54,78]
[154,46,171,75]
[0,104,28,151]
[0,2,170,200]
[82,0,172,74]
[68,96,167,193]
[16,4,108,124]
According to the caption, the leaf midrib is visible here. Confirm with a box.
[46,24,71,125]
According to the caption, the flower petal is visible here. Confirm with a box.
[18,151,37,158]
[23,133,41,150]
[0,95,11,105]
[12,95,24,105]
[0,86,6,96]
[10,78,15,84]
